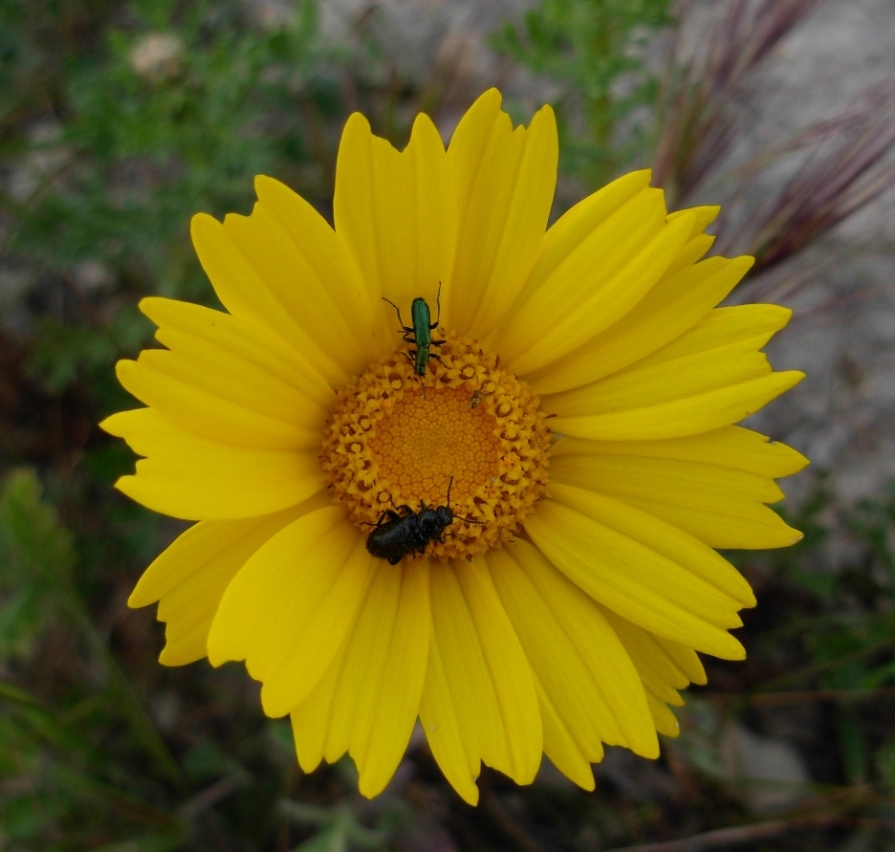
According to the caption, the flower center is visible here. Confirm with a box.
[321,332,552,560]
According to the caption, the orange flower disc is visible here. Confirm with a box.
[321,332,552,559]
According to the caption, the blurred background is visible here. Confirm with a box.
[2,0,895,849]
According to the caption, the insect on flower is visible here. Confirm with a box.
[365,477,485,565]
[103,89,807,805]
[382,282,445,376]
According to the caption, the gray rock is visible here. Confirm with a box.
[720,721,813,814]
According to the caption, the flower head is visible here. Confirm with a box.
[102,89,807,804]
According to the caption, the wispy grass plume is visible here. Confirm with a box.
[744,79,895,275]
[653,0,826,203]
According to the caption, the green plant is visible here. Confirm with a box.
[493,0,674,187]
[4,0,340,404]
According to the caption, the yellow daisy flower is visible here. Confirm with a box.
[101,89,807,805]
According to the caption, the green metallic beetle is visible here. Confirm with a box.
[382,282,445,376]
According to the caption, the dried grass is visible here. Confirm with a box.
[747,79,895,274]
[653,0,826,202]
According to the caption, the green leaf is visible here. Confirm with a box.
[493,0,675,187]
[0,469,75,659]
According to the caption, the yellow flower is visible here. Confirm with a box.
[101,89,807,804]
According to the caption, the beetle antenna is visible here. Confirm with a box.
[433,280,442,327]
[444,475,485,525]
[381,296,405,329]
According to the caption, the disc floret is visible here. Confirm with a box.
[321,332,552,560]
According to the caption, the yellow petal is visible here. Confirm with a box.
[207,507,373,715]
[258,539,374,716]
[498,197,694,375]
[525,486,746,659]
[546,346,770,419]
[600,610,691,705]
[141,297,331,408]
[130,517,279,608]
[548,478,756,606]
[662,205,721,275]
[550,426,809,479]
[420,559,542,803]
[418,622,480,806]
[551,449,786,508]
[641,305,791,362]
[527,256,753,395]
[220,195,376,376]
[131,504,319,665]
[548,463,759,605]
[537,683,597,791]
[550,449,802,551]
[345,560,431,797]
[666,232,717,277]
[655,636,707,685]
[100,409,324,520]
[549,370,805,441]
[289,638,342,775]
[486,541,658,758]
[516,170,653,309]
[190,212,349,385]
[669,204,720,234]
[115,354,323,452]
[543,305,793,419]
[445,89,558,339]
[291,560,430,798]
[625,494,801,549]
[605,596,704,737]
[333,112,455,331]
[253,174,381,349]
[647,694,681,738]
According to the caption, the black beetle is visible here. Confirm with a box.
[364,478,483,565]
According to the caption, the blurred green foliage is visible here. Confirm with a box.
[4,0,343,406]
[493,0,674,187]
[767,484,895,788]
[21,0,327,264]
[0,470,180,847]
[0,470,75,660]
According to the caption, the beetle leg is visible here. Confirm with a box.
[362,508,401,527]
[386,496,410,517]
